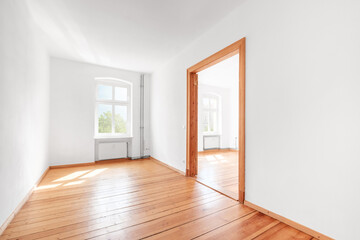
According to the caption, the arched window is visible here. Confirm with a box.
[95,78,132,137]
[201,93,220,134]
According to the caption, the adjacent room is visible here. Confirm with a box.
[1,0,360,239]
[197,54,240,200]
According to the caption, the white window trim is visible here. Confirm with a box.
[201,93,221,135]
[94,78,133,138]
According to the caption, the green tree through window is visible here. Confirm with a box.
[115,113,126,133]
[98,111,112,133]
[98,111,127,133]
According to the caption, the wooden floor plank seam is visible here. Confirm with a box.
[33,170,179,194]
[197,150,239,200]
[140,208,257,240]
[85,200,238,240]
[5,192,221,238]
[66,196,233,240]
[0,159,314,240]
[29,173,183,198]
[7,191,220,232]
[189,211,258,240]
[7,191,221,239]
[7,188,216,233]
[12,184,207,222]
[241,221,281,240]
[28,173,184,201]
[19,178,197,213]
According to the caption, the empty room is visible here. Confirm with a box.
[196,54,240,200]
[1,0,359,239]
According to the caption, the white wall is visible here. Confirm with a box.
[150,0,360,238]
[0,0,49,229]
[49,58,151,166]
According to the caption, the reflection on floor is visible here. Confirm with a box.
[197,149,239,200]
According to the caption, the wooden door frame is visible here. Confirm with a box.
[186,38,246,203]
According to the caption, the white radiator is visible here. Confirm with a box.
[96,141,128,160]
[203,135,220,150]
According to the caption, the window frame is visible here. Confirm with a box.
[201,93,221,135]
[94,78,132,138]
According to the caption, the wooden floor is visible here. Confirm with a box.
[0,159,314,240]
[197,150,239,200]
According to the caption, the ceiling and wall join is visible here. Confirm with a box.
[26,0,246,72]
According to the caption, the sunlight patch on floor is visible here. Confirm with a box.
[80,168,107,179]
[36,168,108,190]
[64,180,85,186]
[53,170,91,182]
[35,183,62,190]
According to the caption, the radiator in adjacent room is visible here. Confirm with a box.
[203,135,220,150]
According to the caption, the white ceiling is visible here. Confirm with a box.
[198,54,239,89]
[26,0,245,72]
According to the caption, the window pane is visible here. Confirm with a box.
[115,105,127,133]
[210,111,217,132]
[203,111,209,132]
[98,104,112,133]
[210,98,217,109]
[115,87,128,101]
[98,85,112,100]
[203,98,209,108]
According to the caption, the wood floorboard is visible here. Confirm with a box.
[197,150,239,200]
[253,223,314,240]
[18,178,195,213]
[194,212,279,240]
[143,205,255,240]
[0,158,313,240]
[5,186,214,237]
[68,197,237,239]
[9,188,216,230]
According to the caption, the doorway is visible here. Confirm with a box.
[186,38,245,203]
[197,55,239,200]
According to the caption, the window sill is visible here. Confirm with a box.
[202,133,221,136]
[94,136,133,140]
